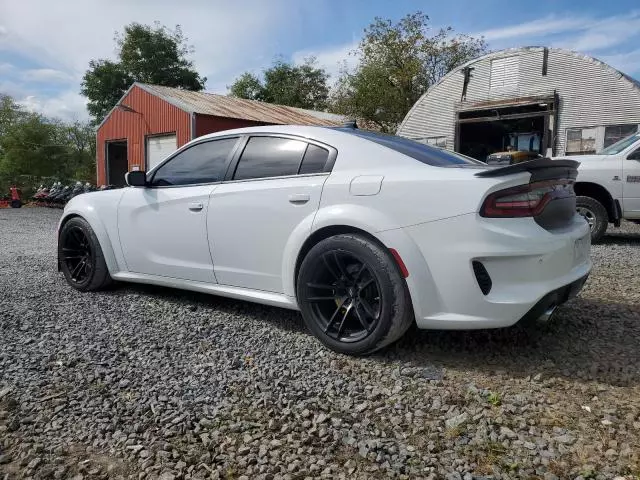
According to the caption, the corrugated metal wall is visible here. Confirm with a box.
[193,115,268,138]
[96,85,191,185]
[397,47,640,155]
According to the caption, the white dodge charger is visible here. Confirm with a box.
[58,125,592,355]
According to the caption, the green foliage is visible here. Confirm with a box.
[81,22,206,122]
[487,392,502,406]
[331,12,487,132]
[0,96,96,196]
[228,57,329,110]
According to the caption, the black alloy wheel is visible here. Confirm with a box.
[305,250,382,343]
[58,217,112,291]
[297,234,414,355]
[61,226,93,284]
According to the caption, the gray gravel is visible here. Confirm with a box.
[1,207,639,480]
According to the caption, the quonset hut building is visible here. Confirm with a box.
[397,47,640,161]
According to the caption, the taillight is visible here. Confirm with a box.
[481,180,574,218]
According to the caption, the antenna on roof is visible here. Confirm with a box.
[342,120,358,129]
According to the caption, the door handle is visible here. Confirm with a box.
[288,193,310,205]
[188,202,204,212]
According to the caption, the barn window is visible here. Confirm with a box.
[490,57,519,92]
[604,124,638,148]
[566,128,597,155]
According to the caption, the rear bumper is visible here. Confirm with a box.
[378,212,592,330]
[518,273,589,325]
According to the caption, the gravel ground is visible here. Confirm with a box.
[1,207,639,480]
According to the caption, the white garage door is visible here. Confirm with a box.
[146,134,177,170]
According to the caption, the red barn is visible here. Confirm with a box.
[96,83,344,186]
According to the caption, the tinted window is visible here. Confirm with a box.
[299,144,329,174]
[336,128,483,166]
[152,138,237,186]
[234,137,306,180]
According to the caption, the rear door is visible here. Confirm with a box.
[207,135,335,293]
[623,147,640,217]
[118,136,239,282]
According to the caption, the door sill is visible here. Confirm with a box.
[111,272,299,310]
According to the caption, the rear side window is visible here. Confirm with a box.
[151,138,238,186]
[233,137,308,180]
[340,129,483,166]
[299,144,329,174]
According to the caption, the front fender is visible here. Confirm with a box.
[58,193,124,275]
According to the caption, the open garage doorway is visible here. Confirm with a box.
[106,141,128,187]
[456,96,555,162]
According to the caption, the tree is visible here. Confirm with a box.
[228,73,263,101]
[81,22,206,122]
[228,57,330,110]
[331,12,487,132]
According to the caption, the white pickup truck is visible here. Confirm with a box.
[556,132,640,242]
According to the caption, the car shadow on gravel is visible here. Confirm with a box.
[599,230,640,245]
[108,283,639,387]
[111,282,306,334]
[384,296,640,387]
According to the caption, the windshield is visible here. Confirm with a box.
[599,133,640,155]
[335,128,484,166]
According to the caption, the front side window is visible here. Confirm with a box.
[151,138,238,186]
[566,128,597,155]
[234,137,307,180]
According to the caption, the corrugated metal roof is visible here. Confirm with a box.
[136,83,344,126]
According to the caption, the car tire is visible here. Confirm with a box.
[576,196,608,243]
[58,217,112,291]
[297,234,414,356]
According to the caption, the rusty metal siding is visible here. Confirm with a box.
[397,47,640,155]
[138,83,344,126]
[193,115,270,138]
[96,85,191,185]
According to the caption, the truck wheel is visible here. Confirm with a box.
[576,196,608,243]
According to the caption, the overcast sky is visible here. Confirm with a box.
[1,0,639,122]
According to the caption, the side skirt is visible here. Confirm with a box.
[111,272,299,310]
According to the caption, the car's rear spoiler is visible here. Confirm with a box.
[475,158,580,181]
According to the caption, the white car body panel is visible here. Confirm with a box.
[118,185,217,283]
[60,125,592,330]
[208,175,327,293]
[559,135,640,218]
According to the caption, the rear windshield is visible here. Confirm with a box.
[337,128,483,166]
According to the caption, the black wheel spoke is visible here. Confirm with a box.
[324,298,348,333]
[354,263,367,282]
[354,304,371,330]
[359,297,378,320]
[335,306,351,338]
[70,259,85,279]
[333,252,349,279]
[322,254,340,281]
[358,277,374,291]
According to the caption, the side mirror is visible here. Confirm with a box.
[628,150,640,161]
[125,171,148,187]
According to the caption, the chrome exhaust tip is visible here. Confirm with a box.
[538,305,558,323]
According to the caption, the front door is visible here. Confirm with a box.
[623,147,640,217]
[208,135,333,293]
[118,136,240,282]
